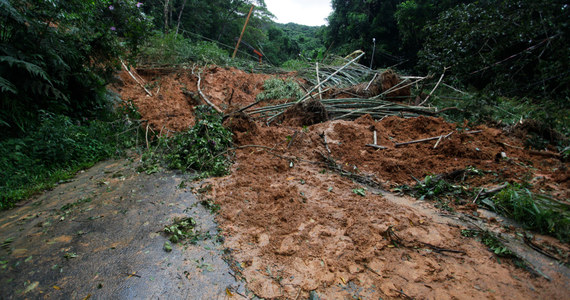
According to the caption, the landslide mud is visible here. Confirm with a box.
[205,117,568,299]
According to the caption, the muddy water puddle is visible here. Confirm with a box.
[0,159,244,299]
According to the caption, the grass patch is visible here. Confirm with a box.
[461,229,514,257]
[403,171,569,241]
[396,169,482,211]
[138,32,261,72]
[281,59,311,71]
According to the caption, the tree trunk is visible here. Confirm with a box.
[164,0,170,33]
[175,0,188,35]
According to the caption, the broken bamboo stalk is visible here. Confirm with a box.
[366,144,387,150]
[433,134,444,149]
[479,183,509,198]
[196,71,223,114]
[419,66,449,106]
[121,60,153,97]
[395,131,454,147]
[316,62,323,100]
[320,133,331,154]
[395,130,482,147]
[365,73,378,91]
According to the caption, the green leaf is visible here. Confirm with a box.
[352,188,366,197]
[163,241,172,252]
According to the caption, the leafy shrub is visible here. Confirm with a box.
[188,41,231,65]
[139,32,231,66]
[164,106,233,177]
[406,174,474,211]
[281,59,311,71]
[138,31,195,65]
[256,77,304,101]
[490,184,569,242]
[0,107,142,209]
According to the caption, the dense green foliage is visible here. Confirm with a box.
[256,77,304,101]
[490,184,569,242]
[419,0,569,101]
[326,0,404,67]
[394,0,470,62]
[0,103,142,209]
[138,31,232,65]
[325,1,569,100]
[0,0,151,138]
[261,23,326,65]
[141,0,272,59]
[138,0,325,66]
[0,0,151,209]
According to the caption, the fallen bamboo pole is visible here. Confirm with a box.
[298,52,365,102]
[366,144,387,150]
[395,131,454,147]
[121,60,152,96]
[196,70,223,114]
[395,130,482,147]
[365,73,378,91]
[419,66,449,106]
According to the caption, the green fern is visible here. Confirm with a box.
[0,56,52,84]
[0,76,16,94]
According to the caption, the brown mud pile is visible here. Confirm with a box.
[113,65,273,132]
[276,98,329,127]
[116,66,569,299]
